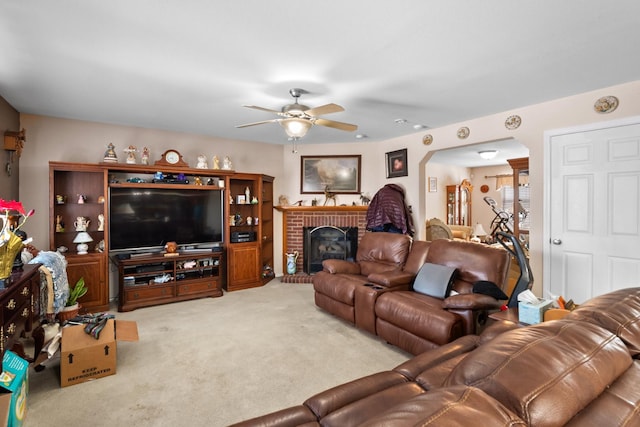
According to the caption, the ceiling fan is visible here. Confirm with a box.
[236,88,358,139]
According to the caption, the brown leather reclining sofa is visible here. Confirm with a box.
[231,287,640,426]
[312,231,511,354]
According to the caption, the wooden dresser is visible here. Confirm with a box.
[0,263,41,359]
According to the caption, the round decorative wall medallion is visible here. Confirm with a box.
[594,96,619,114]
[457,127,470,139]
[480,184,489,193]
[422,134,433,145]
[505,115,522,130]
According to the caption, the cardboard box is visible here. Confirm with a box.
[60,319,138,387]
[0,351,29,427]
[518,298,553,325]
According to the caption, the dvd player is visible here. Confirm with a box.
[230,231,256,243]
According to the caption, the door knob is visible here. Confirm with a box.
[552,239,562,245]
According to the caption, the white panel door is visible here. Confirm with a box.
[548,123,640,303]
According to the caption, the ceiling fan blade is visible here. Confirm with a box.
[242,105,283,115]
[314,118,358,132]
[304,103,344,117]
[235,119,279,128]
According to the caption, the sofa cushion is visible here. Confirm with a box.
[228,405,318,427]
[565,359,640,427]
[356,232,411,276]
[313,272,369,305]
[564,287,640,357]
[413,262,457,298]
[303,371,424,426]
[425,239,510,295]
[358,386,526,427]
[376,291,463,346]
[445,320,633,427]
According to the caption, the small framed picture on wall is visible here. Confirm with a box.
[428,177,438,192]
[386,149,408,178]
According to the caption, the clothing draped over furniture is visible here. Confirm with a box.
[366,184,414,236]
[29,251,70,318]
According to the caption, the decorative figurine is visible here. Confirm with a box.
[212,155,220,170]
[194,176,203,186]
[97,214,105,231]
[278,195,289,206]
[141,147,150,165]
[56,215,65,233]
[246,216,252,226]
[196,155,208,169]
[251,196,258,204]
[103,143,118,163]
[245,186,251,202]
[77,194,86,204]
[74,216,90,232]
[222,156,232,170]
[124,145,137,164]
[323,186,337,206]
[164,241,179,257]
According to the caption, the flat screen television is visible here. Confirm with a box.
[109,187,224,252]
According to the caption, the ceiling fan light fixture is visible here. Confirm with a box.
[280,118,312,138]
[478,150,498,160]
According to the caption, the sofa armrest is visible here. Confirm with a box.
[322,259,361,275]
[367,271,414,287]
[442,293,504,311]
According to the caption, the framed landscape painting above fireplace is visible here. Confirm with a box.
[301,155,361,194]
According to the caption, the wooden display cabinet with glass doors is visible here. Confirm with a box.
[446,179,473,226]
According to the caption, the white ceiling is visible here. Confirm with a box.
[429,139,528,168]
[1,1,639,146]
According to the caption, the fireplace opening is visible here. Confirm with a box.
[303,226,358,274]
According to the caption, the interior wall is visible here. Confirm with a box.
[17,114,284,256]
[0,96,20,201]
[413,80,640,296]
[423,162,470,226]
[14,79,640,296]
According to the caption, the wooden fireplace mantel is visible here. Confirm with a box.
[275,205,368,212]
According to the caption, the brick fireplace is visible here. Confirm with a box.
[275,206,368,280]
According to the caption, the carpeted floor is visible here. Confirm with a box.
[23,278,411,426]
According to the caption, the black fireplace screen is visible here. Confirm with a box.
[303,226,358,274]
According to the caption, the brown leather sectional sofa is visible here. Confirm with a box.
[231,287,640,426]
[313,232,511,354]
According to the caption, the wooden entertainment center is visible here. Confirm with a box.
[49,161,274,312]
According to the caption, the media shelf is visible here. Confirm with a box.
[50,161,274,307]
[113,251,223,312]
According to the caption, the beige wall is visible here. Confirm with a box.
[422,162,470,228]
[0,97,20,201]
[16,79,640,297]
[413,80,640,295]
[17,114,284,254]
